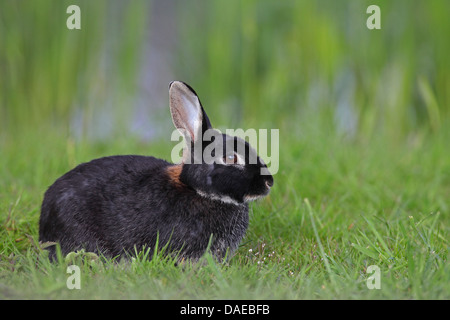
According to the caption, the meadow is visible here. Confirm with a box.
[0,0,449,299]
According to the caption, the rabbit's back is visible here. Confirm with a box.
[39,155,249,259]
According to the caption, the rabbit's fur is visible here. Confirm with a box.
[39,81,273,261]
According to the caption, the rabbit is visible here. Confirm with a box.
[39,81,274,261]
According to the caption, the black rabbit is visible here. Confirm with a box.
[39,81,274,261]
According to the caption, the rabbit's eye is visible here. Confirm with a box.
[224,153,238,164]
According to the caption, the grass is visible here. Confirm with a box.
[0,121,448,299]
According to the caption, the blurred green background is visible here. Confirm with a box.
[1,0,449,143]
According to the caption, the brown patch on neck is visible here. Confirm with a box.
[166,165,185,188]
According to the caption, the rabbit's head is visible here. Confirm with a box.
[169,81,274,205]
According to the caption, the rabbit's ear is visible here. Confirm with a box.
[169,81,212,146]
